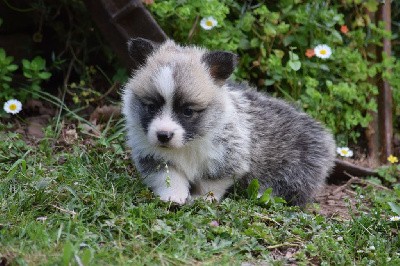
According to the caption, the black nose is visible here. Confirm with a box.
[157,131,174,143]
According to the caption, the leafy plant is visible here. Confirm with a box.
[150,0,400,144]
[0,48,19,100]
[246,179,286,206]
[22,56,52,94]
[377,155,400,185]
[0,52,52,110]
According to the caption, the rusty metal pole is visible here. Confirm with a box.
[377,0,393,163]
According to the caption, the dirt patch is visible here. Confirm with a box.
[315,183,359,220]
[315,176,389,220]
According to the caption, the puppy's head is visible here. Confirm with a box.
[123,38,237,149]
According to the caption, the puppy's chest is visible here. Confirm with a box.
[167,140,227,181]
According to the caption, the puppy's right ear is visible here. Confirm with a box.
[127,38,158,66]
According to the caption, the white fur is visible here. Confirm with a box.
[144,167,190,204]
[123,78,252,204]
[191,178,236,202]
[153,66,175,100]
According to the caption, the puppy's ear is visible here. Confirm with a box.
[127,38,159,66]
[201,51,238,81]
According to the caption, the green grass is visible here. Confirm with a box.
[1,121,399,265]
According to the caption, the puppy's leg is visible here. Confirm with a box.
[191,178,235,202]
[143,169,190,204]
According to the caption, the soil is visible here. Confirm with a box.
[315,181,368,220]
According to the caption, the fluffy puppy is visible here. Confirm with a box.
[122,38,336,206]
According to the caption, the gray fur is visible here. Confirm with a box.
[122,38,336,206]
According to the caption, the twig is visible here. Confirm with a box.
[95,82,119,102]
[266,242,300,249]
[55,57,75,138]
[51,204,77,217]
[188,15,200,42]
[332,174,358,194]
[253,212,281,226]
[343,172,391,191]
[344,189,357,196]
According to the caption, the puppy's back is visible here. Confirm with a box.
[228,87,336,205]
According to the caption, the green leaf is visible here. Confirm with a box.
[388,202,400,216]
[38,72,52,80]
[273,49,285,59]
[7,159,27,178]
[32,56,46,69]
[6,64,18,71]
[283,35,295,46]
[332,30,343,44]
[62,241,74,266]
[2,76,12,82]
[264,79,275,86]
[288,60,301,71]
[258,187,273,205]
[272,197,286,204]
[81,248,92,265]
[289,51,299,61]
[247,179,260,200]
[23,72,33,79]
[22,59,30,69]
[363,0,379,12]
[318,64,330,71]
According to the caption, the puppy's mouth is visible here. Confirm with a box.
[157,143,172,148]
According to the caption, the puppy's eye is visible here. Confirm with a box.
[146,104,157,114]
[182,107,194,117]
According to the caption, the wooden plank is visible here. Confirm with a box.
[83,0,167,69]
[377,0,393,163]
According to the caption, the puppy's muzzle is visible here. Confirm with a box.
[157,131,174,144]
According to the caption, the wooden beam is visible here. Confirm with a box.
[377,0,393,163]
[83,0,167,69]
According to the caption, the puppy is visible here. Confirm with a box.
[122,38,336,206]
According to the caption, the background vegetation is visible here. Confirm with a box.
[0,0,399,146]
[1,0,400,265]
[150,0,400,145]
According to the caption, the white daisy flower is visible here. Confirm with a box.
[389,216,400,222]
[337,147,353,157]
[314,44,332,59]
[200,16,218,30]
[3,99,22,114]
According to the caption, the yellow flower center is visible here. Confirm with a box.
[206,20,213,27]
[9,104,17,111]
[320,49,327,55]
[341,149,348,155]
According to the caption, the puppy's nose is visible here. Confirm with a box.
[157,131,174,143]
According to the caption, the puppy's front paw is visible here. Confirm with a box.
[156,187,189,205]
[159,193,188,205]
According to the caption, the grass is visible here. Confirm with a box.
[1,120,400,265]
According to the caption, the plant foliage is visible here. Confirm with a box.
[150,0,400,143]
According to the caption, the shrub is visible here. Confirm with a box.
[150,0,400,144]
[0,48,51,107]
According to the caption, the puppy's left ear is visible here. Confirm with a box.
[201,51,238,82]
[127,37,159,66]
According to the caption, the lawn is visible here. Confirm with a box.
[1,119,399,266]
